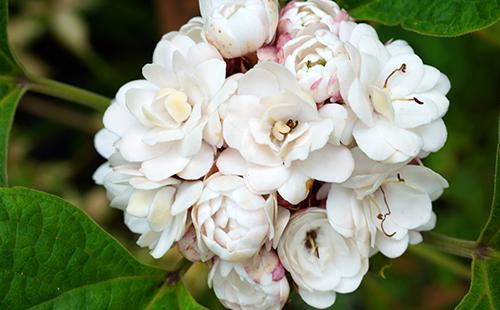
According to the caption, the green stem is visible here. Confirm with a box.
[422,232,477,259]
[409,244,470,279]
[27,77,111,112]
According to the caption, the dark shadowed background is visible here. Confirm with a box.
[7,0,499,309]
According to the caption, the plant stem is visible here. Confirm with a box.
[409,244,470,279]
[165,258,193,285]
[422,232,477,259]
[27,77,111,112]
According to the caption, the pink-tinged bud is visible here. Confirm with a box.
[209,249,290,309]
[277,0,352,39]
[177,225,201,262]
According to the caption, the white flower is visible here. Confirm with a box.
[283,29,347,103]
[192,173,274,262]
[278,208,368,309]
[93,158,203,259]
[278,0,351,39]
[200,0,279,58]
[217,62,354,204]
[209,249,289,310]
[100,32,236,183]
[325,148,448,258]
[336,22,450,163]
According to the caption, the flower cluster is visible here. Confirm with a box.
[94,0,450,309]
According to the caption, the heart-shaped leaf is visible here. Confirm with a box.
[0,187,206,309]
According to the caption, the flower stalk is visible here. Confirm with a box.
[27,77,111,112]
[422,232,478,259]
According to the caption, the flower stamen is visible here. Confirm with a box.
[272,119,298,141]
[383,63,406,88]
[305,230,320,258]
[378,187,396,238]
[394,97,425,105]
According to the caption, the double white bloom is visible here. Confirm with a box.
[278,208,368,309]
[217,62,354,205]
[93,149,202,259]
[200,0,279,58]
[336,22,450,163]
[192,173,274,262]
[324,148,448,258]
[209,249,290,310]
[103,32,235,183]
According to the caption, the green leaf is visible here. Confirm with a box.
[337,0,500,36]
[456,119,500,309]
[0,187,206,309]
[0,0,26,187]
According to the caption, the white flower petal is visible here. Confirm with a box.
[413,119,447,153]
[119,126,169,162]
[397,165,448,201]
[195,58,226,98]
[299,288,336,309]
[347,79,374,126]
[296,144,354,183]
[142,152,190,181]
[127,190,155,217]
[375,232,409,258]
[216,148,247,176]
[177,143,214,180]
[383,182,432,230]
[171,181,203,215]
[147,187,176,231]
[246,164,290,194]
[278,170,311,205]
[94,129,118,159]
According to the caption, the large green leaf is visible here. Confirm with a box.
[0,187,206,309]
[337,0,500,36]
[0,0,26,187]
[456,119,500,309]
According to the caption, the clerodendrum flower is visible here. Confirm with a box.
[278,208,368,309]
[101,32,236,183]
[217,62,354,205]
[283,29,347,103]
[336,22,450,163]
[278,0,350,39]
[200,0,279,58]
[323,148,448,258]
[192,173,275,262]
[93,153,203,259]
[209,249,290,310]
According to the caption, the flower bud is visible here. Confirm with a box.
[192,173,272,262]
[177,224,202,262]
[279,0,351,39]
[200,0,279,58]
[209,249,289,310]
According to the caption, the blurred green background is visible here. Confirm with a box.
[6,0,499,309]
